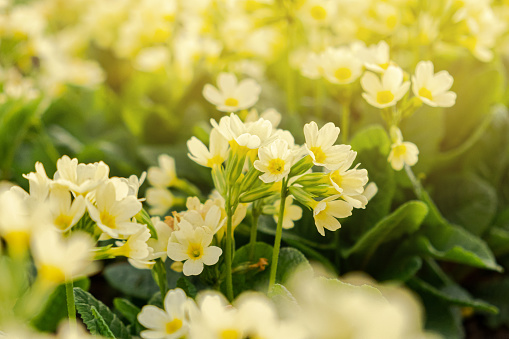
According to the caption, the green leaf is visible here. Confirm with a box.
[104,262,159,299]
[485,227,509,257]
[377,256,422,282]
[267,283,298,314]
[275,247,312,284]
[113,298,141,325]
[148,292,163,309]
[430,173,497,236]
[176,277,197,299]
[408,277,498,314]
[418,190,502,271]
[474,278,509,328]
[74,288,130,339]
[419,293,464,339]
[31,278,90,332]
[91,306,116,338]
[231,242,273,297]
[342,201,428,259]
[415,225,502,272]
[344,125,395,240]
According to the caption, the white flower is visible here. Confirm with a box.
[300,51,325,79]
[148,154,178,188]
[361,66,410,108]
[254,139,295,183]
[167,220,222,276]
[328,151,369,209]
[53,155,110,196]
[138,288,191,339]
[298,0,336,26]
[387,127,419,171]
[187,129,229,168]
[146,187,175,216]
[412,61,456,107]
[273,196,303,229]
[87,182,143,238]
[211,113,273,151]
[181,201,224,235]
[109,173,146,201]
[322,47,363,85]
[112,225,151,260]
[147,217,173,259]
[245,108,282,129]
[31,229,97,286]
[312,196,353,236]
[304,121,351,170]
[48,187,87,232]
[203,72,261,112]
[357,40,393,73]
[22,161,51,201]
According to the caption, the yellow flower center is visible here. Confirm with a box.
[3,231,30,257]
[330,171,343,188]
[379,62,390,70]
[418,87,433,101]
[267,158,285,175]
[310,5,327,21]
[39,264,66,285]
[187,243,203,259]
[54,214,73,230]
[309,146,327,164]
[224,97,239,107]
[392,144,407,158]
[207,155,225,168]
[100,211,116,228]
[334,67,352,82]
[153,27,170,43]
[220,329,241,339]
[165,318,183,334]
[376,90,394,105]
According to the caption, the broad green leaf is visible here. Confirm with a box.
[176,277,197,299]
[275,247,312,284]
[419,293,464,339]
[408,277,498,314]
[148,292,163,309]
[31,278,90,332]
[474,278,509,328]
[113,298,141,326]
[431,173,497,236]
[90,306,116,338]
[344,125,395,241]
[415,225,502,272]
[231,242,273,297]
[74,288,130,339]
[342,201,428,259]
[485,227,509,257]
[268,284,298,315]
[104,262,159,299]
[377,256,422,282]
[418,190,501,271]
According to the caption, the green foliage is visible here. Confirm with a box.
[113,298,141,326]
[104,262,159,300]
[74,288,130,339]
[176,276,197,299]
[231,242,273,297]
[31,278,90,333]
[275,247,312,284]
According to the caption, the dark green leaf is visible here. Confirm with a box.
[475,278,509,328]
[113,298,141,325]
[74,288,130,339]
[230,242,273,297]
[176,277,197,299]
[275,247,312,284]
[342,201,428,259]
[91,306,116,338]
[377,256,422,282]
[31,278,90,332]
[104,263,159,299]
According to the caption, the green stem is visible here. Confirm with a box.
[225,189,234,301]
[341,103,350,144]
[153,259,167,297]
[268,179,288,293]
[404,164,423,199]
[66,280,77,329]
[249,204,261,261]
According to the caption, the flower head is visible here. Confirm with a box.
[361,66,410,108]
[187,129,229,168]
[387,127,419,171]
[254,139,295,183]
[148,154,178,188]
[312,196,353,236]
[304,121,351,170]
[322,47,363,85]
[203,72,261,112]
[412,61,456,107]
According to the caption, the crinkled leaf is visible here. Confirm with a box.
[176,276,197,299]
[231,242,273,297]
[90,306,116,338]
[275,247,312,284]
[31,278,90,332]
[419,293,464,339]
[377,256,422,282]
[74,287,130,339]
[113,298,141,326]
